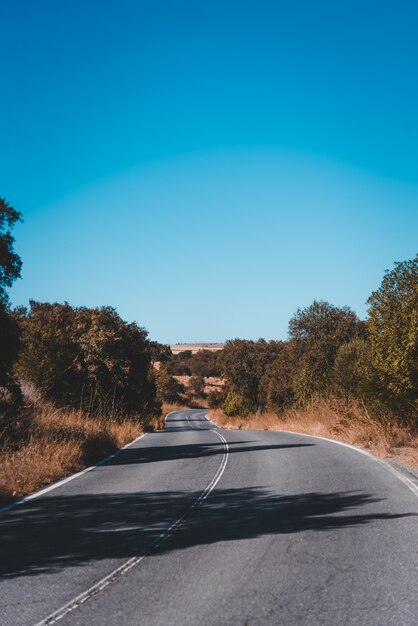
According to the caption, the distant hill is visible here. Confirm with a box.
[170,343,224,355]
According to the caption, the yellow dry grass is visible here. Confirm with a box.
[209,398,418,466]
[0,403,143,505]
[174,375,224,395]
[162,401,188,414]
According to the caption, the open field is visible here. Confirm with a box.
[170,343,224,354]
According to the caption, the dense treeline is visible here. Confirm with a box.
[166,349,222,377]
[0,198,163,433]
[1,196,417,435]
[213,257,417,427]
[0,198,23,412]
[153,349,223,405]
[16,302,160,419]
[0,198,173,503]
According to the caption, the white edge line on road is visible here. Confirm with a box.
[280,429,418,499]
[0,433,148,515]
[36,413,229,626]
[2,410,187,514]
[205,413,217,426]
[206,411,418,500]
[0,411,185,513]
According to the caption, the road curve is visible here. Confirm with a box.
[1,409,418,625]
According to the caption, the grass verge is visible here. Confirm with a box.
[0,400,149,506]
[209,397,418,467]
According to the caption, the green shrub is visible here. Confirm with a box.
[207,388,226,409]
[17,302,159,419]
[223,389,254,417]
[332,338,371,398]
[0,197,23,408]
[154,367,185,404]
[367,255,418,422]
[189,376,206,398]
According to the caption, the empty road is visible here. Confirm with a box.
[1,409,418,625]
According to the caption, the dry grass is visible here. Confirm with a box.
[162,401,188,414]
[209,397,418,466]
[174,375,224,396]
[0,400,144,506]
[203,376,224,395]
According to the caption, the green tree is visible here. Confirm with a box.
[189,375,206,398]
[17,302,81,405]
[221,339,282,414]
[264,340,299,412]
[149,342,173,364]
[288,300,365,401]
[190,350,222,377]
[332,338,371,399]
[207,387,226,409]
[0,198,22,394]
[0,197,22,305]
[154,366,185,404]
[17,302,159,419]
[167,351,193,375]
[367,255,418,420]
[0,305,21,397]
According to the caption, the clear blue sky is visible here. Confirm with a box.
[1,0,417,343]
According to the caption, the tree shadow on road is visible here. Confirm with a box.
[1,487,415,579]
[108,440,314,465]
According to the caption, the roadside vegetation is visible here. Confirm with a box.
[0,195,416,503]
[208,256,418,465]
[0,198,165,505]
[155,348,223,407]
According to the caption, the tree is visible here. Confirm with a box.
[367,255,418,420]
[288,300,365,400]
[149,342,173,364]
[0,305,21,394]
[0,198,22,394]
[190,350,222,377]
[17,302,159,419]
[0,197,22,305]
[264,341,299,412]
[221,339,282,414]
[154,366,185,404]
[17,302,81,405]
[332,338,371,399]
[189,375,206,398]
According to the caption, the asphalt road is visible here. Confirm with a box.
[1,409,418,625]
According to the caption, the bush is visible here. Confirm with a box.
[367,255,418,422]
[332,338,371,399]
[264,341,299,413]
[166,349,222,377]
[221,339,282,413]
[189,376,206,398]
[223,389,254,417]
[0,197,23,409]
[288,300,366,401]
[0,304,21,391]
[207,388,226,409]
[154,367,185,404]
[17,302,159,419]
